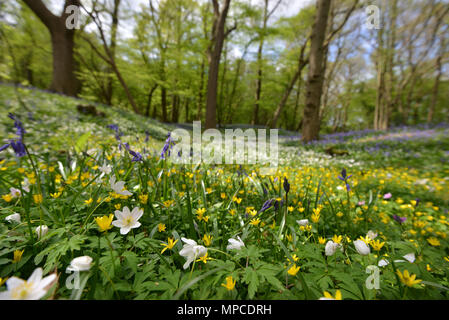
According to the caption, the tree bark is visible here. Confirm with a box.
[22,0,80,96]
[301,0,332,142]
[205,0,233,129]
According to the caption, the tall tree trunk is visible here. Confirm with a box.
[105,0,121,105]
[301,0,332,142]
[146,84,158,118]
[427,48,443,123]
[205,0,233,129]
[22,0,80,96]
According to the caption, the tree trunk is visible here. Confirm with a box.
[23,0,80,96]
[301,0,331,142]
[205,0,232,129]
[427,51,442,123]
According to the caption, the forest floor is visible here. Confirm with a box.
[1,84,449,300]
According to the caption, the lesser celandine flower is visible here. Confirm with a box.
[13,250,24,263]
[158,223,166,232]
[250,218,260,226]
[287,264,300,276]
[427,237,440,246]
[203,234,213,246]
[0,267,56,300]
[396,269,422,287]
[370,239,385,251]
[33,194,43,204]
[318,237,326,245]
[161,237,178,254]
[2,194,13,202]
[319,290,342,300]
[95,214,114,232]
[221,276,236,291]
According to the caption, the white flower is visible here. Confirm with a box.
[380,253,416,266]
[35,225,49,239]
[226,236,245,251]
[0,267,56,300]
[325,240,341,256]
[366,230,378,240]
[99,163,112,174]
[10,188,21,198]
[402,253,415,263]
[112,206,143,235]
[21,178,30,193]
[67,256,93,272]
[378,259,389,267]
[354,240,370,255]
[179,237,207,269]
[109,176,132,196]
[5,213,21,223]
[296,219,309,226]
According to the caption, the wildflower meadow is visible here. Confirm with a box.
[0,86,448,301]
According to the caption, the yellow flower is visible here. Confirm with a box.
[311,210,320,223]
[444,256,449,263]
[33,194,43,204]
[2,194,13,202]
[196,208,206,221]
[396,269,422,287]
[95,214,114,232]
[322,290,342,300]
[288,206,294,212]
[233,196,242,204]
[114,203,121,210]
[287,264,300,276]
[318,237,326,245]
[196,252,213,264]
[285,234,292,242]
[250,218,260,226]
[370,239,385,251]
[13,249,24,263]
[202,216,210,223]
[139,194,148,204]
[336,212,344,218]
[287,254,299,263]
[220,193,226,199]
[50,192,62,199]
[161,237,178,254]
[0,277,7,287]
[163,200,174,208]
[332,235,343,244]
[203,234,213,246]
[229,209,236,216]
[269,221,276,229]
[84,198,93,205]
[158,223,166,232]
[427,237,440,246]
[221,276,236,291]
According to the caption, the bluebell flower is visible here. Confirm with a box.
[161,132,175,159]
[259,199,274,213]
[283,177,290,194]
[338,168,352,191]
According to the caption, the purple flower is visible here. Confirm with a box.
[338,168,352,191]
[283,177,290,194]
[259,199,274,213]
[161,133,175,159]
[383,193,392,200]
[123,143,142,162]
[357,201,365,206]
[393,215,407,224]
